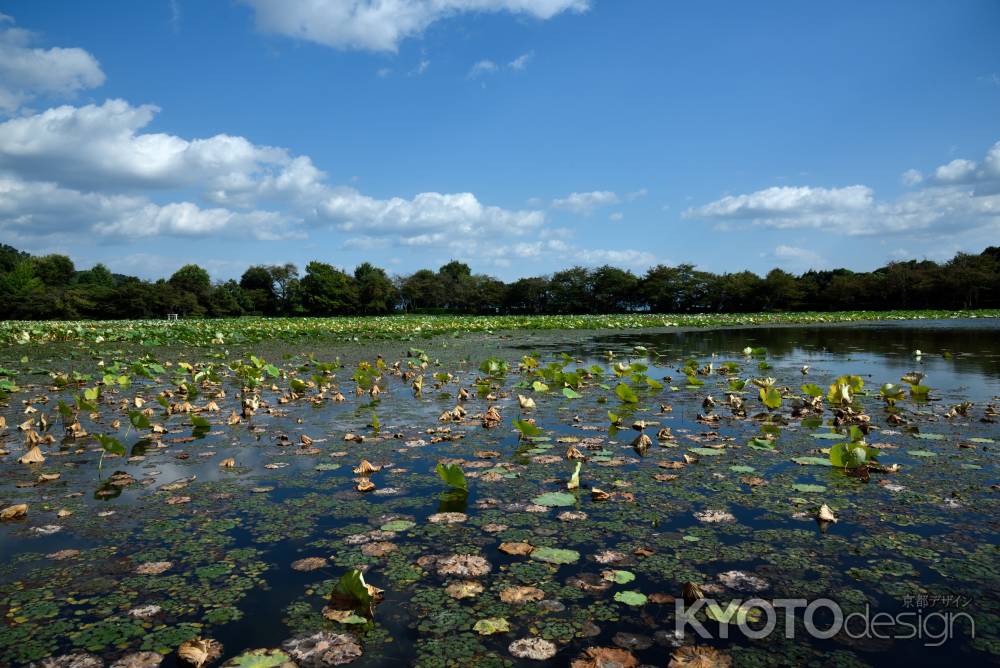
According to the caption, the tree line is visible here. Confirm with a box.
[1,243,998,320]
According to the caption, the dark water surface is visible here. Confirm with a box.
[1,320,998,667]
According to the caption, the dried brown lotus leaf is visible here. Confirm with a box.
[1,504,27,520]
[353,459,381,474]
[19,445,45,464]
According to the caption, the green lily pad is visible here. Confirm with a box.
[689,448,725,456]
[791,483,826,493]
[531,492,576,507]
[811,432,846,440]
[473,617,511,635]
[224,649,294,668]
[614,590,647,606]
[908,450,937,457]
[914,433,946,440]
[791,456,832,466]
[729,465,755,473]
[530,547,580,564]
[380,520,416,532]
[606,570,636,584]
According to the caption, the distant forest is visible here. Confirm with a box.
[1,244,998,320]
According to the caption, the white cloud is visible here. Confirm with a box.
[552,190,620,214]
[0,175,295,241]
[577,248,656,268]
[376,67,392,77]
[0,100,302,199]
[772,244,825,269]
[901,168,923,186]
[468,59,498,78]
[934,158,977,183]
[684,147,1000,238]
[685,185,873,224]
[412,59,430,75]
[0,99,550,249]
[320,188,544,242]
[508,51,534,70]
[926,141,1000,194]
[241,0,588,52]
[0,17,105,113]
[608,212,623,221]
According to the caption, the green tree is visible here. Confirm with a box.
[590,265,639,313]
[438,261,474,310]
[549,267,592,313]
[354,262,397,314]
[300,262,358,315]
[240,265,277,314]
[168,264,212,314]
[504,277,550,314]
[33,254,75,287]
[762,268,802,311]
[0,244,30,273]
[210,280,252,316]
[401,269,445,311]
[75,263,115,286]
[0,261,46,318]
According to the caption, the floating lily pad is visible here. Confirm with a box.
[791,483,826,493]
[473,617,511,635]
[530,547,580,564]
[531,491,576,507]
[791,456,832,466]
[614,590,647,606]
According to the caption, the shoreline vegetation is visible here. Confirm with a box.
[2,244,999,322]
[1,309,997,347]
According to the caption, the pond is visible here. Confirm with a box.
[1,319,998,667]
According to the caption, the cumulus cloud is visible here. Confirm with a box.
[684,151,1000,238]
[0,99,551,248]
[241,0,588,52]
[0,175,295,242]
[0,99,304,200]
[925,141,1000,195]
[321,188,544,241]
[0,17,105,112]
[685,185,873,225]
[0,97,553,248]
[934,158,977,183]
[551,190,620,214]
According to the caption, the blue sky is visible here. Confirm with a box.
[1,0,999,281]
